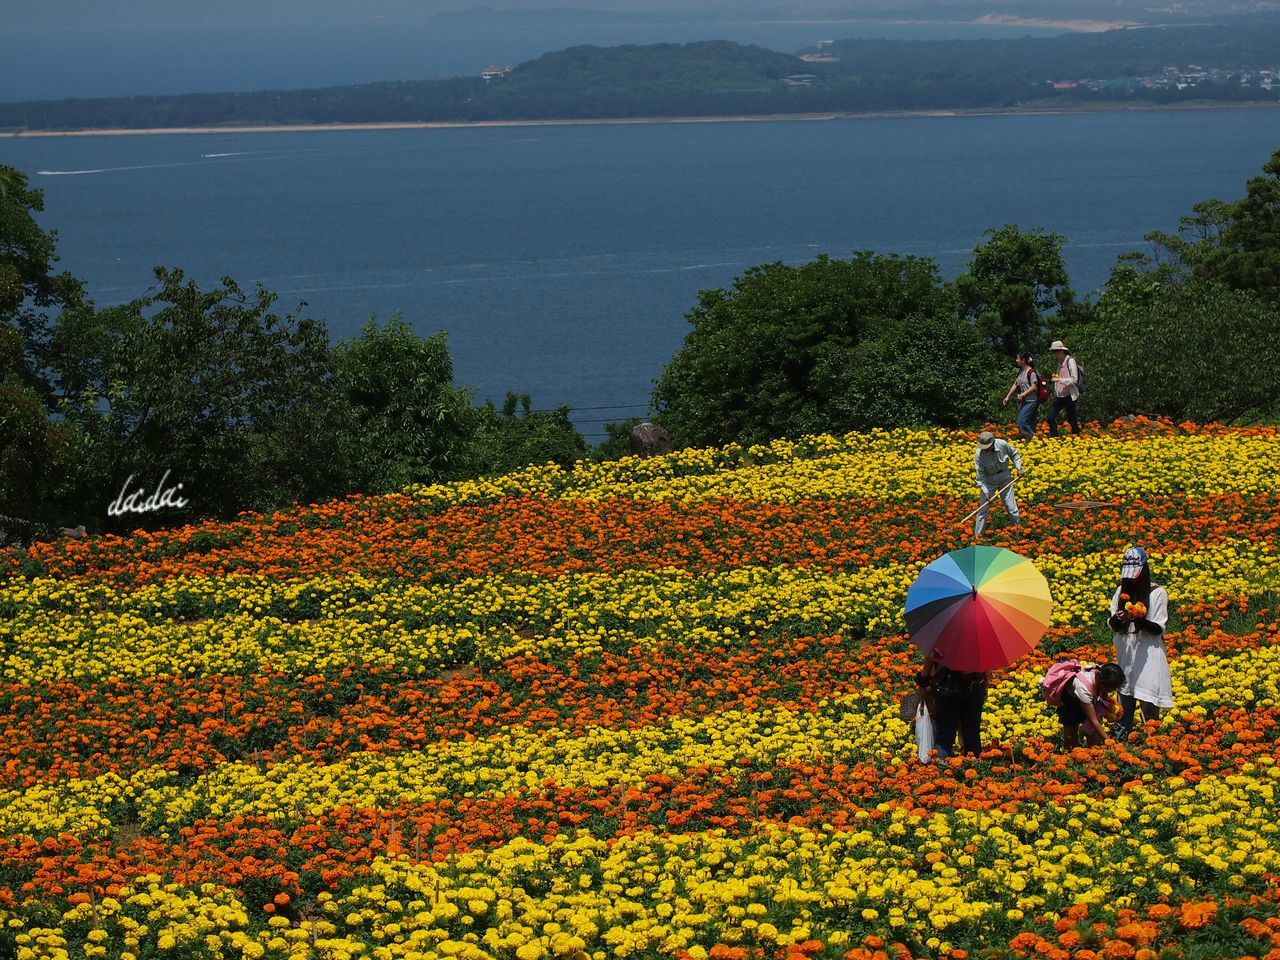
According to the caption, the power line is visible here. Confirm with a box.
[529,402,651,414]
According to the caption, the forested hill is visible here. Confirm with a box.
[477,42,804,118]
[3,25,1279,132]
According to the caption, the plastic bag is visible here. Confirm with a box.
[915,703,935,763]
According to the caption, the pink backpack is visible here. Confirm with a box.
[1041,660,1097,707]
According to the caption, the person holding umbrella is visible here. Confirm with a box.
[1108,546,1174,739]
[973,430,1023,538]
[905,545,1054,762]
[916,655,988,758]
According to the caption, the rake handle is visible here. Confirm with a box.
[958,474,1019,527]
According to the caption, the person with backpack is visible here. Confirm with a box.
[1108,546,1174,740]
[1002,352,1045,441]
[1043,660,1125,747]
[973,430,1023,537]
[1046,340,1082,438]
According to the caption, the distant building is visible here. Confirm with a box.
[816,40,834,48]
[481,65,512,81]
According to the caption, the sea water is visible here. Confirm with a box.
[4,109,1279,437]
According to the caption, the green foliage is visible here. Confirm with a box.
[472,41,803,120]
[1149,148,1280,301]
[0,325,78,526]
[334,316,477,492]
[48,268,348,524]
[0,165,82,382]
[469,393,589,476]
[955,224,1074,357]
[593,418,646,461]
[653,252,1000,448]
[0,166,84,528]
[1068,264,1280,424]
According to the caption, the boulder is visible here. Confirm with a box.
[628,422,672,457]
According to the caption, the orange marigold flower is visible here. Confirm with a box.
[1177,900,1218,930]
[1101,940,1136,960]
[1008,932,1039,952]
[1115,922,1157,946]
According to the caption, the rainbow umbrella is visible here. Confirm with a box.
[904,546,1053,672]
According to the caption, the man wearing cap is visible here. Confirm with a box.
[1046,339,1081,437]
[973,431,1023,537]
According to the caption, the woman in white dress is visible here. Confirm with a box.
[1108,546,1174,738]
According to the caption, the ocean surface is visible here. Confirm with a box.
[4,109,1280,438]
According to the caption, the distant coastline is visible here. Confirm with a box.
[5,101,1279,139]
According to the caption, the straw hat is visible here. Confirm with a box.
[1049,340,1070,352]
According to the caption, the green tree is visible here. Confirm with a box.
[0,323,78,536]
[654,252,999,447]
[0,165,83,391]
[49,268,349,524]
[1148,147,1280,300]
[0,168,27,201]
[955,224,1074,357]
[593,417,645,461]
[469,393,588,476]
[333,316,477,491]
[0,165,86,533]
[1067,263,1280,424]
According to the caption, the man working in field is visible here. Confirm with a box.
[973,430,1023,537]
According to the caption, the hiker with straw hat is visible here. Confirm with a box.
[973,430,1023,538]
[1046,339,1081,438]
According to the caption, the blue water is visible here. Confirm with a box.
[3,109,1279,438]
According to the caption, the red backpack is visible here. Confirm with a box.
[1033,369,1050,404]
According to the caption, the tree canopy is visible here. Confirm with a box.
[653,252,1001,447]
[48,269,347,522]
[1148,147,1280,300]
[1068,264,1280,424]
[956,224,1073,357]
[0,163,589,536]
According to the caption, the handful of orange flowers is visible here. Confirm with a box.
[1120,594,1148,618]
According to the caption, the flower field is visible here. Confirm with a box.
[2,418,1280,960]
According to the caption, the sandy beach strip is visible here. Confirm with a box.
[3,102,1278,139]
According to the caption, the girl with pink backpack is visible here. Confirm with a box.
[1042,660,1125,747]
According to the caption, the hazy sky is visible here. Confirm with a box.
[9,0,710,30]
